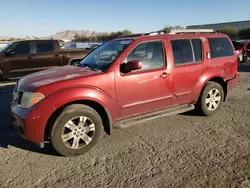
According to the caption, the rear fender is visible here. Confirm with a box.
[193,68,226,101]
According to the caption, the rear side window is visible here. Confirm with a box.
[171,38,203,65]
[191,39,202,62]
[36,41,55,53]
[208,37,234,58]
[171,39,193,65]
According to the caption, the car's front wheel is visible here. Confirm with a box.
[50,104,103,157]
[196,81,224,116]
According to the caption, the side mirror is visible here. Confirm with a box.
[124,60,142,73]
[5,49,14,56]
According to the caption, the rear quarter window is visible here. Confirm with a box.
[208,37,235,58]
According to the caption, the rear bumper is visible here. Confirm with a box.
[227,73,240,91]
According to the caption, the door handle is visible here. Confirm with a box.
[160,72,170,79]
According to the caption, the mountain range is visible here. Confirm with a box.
[0,30,109,40]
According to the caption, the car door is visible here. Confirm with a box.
[115,40,174,118]
[169,38,210,105]
[2,41,35,77]
[32,40,63,70]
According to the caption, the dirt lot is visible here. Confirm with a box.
[0,64,250,188]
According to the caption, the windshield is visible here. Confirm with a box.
[79,39,133,71]
[0,42,13,52]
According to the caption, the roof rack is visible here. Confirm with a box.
[145,30,168,36]
[116,29,219,39]
[117,33,146,38]
[169,29,219,34]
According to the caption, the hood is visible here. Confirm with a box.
[18,65,100,90]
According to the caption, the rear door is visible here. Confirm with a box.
[170,37,210,105]
[32,40,63,70]
[2,41,35,77]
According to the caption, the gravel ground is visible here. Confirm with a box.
[0,64,250,188]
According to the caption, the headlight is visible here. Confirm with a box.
[20,92,45,109]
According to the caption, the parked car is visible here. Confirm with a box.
[0,39,91,80]
[232,39,250,63]
[11,29,239,156]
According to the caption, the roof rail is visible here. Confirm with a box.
[169,29,219,34]
[117,33,146,38]
[145,30,168,36]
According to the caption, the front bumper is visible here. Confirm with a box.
[11,103,47,144]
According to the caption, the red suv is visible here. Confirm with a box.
[11,29,239,156]
[232,39,250,63]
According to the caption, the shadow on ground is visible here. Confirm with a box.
[0,83,59,156]
[238,62,250,72]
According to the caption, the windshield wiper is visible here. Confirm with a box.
[80,63,102,72]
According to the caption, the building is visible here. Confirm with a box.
[187,20,250,30]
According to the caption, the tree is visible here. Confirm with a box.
[218,27,239,39]
[239,27,250,39]
[74,29,133,42]
[162,25,185,33]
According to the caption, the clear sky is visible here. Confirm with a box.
[1,0,249,37]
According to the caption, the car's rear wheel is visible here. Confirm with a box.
[50,104,103,157]
[196,81,224,116]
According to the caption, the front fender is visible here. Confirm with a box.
[26,87,119,142]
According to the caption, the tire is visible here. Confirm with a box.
[50,104,103,157]
[195,81,224,116]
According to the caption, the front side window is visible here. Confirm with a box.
[208,37,234,58]
[123,41,165,71]
[36,41,55,53]
[12,43,30,55]
[79,39,133,71]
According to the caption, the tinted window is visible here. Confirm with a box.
[191,39,202,62]
[246,43,250,49]
[36,41,55,53]
[13,43,30,55]
[208,38,234,58]
[232,41,245,50]
[171,39,193,64]
[125,41,165,71]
